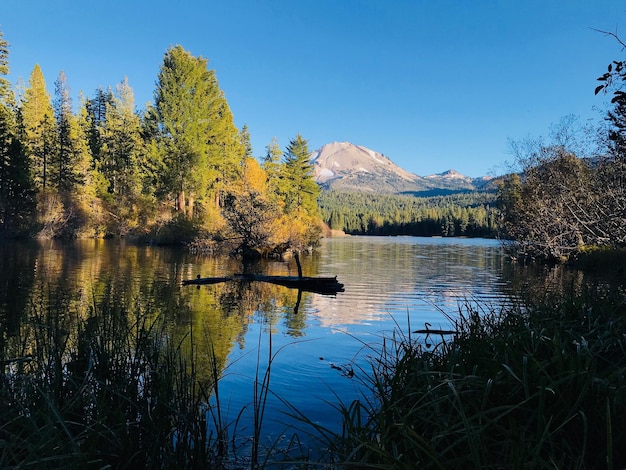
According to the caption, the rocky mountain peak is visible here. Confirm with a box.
[426,169,468,180]
[309,142,493,194]
[310,141,417,183]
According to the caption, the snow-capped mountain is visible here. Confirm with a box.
[310,142,494,194]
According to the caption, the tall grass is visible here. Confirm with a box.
[5,281,625,468]
[0,283,327,469]
[327,286,626,468]
[0,285,249,468]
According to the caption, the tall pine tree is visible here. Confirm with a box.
[0,30,34,236]
[282,133,319,215]
[149,45,243,218]
[53,70,75,190]
[240,124,253,159]
[100,77,143,200]
[20,64,55,190]
[262,136,283,204]
[42,71,95,236]
[205,88,244,211]
[85,86,113,164]
[150,45,218,216]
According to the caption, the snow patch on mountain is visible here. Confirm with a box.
[318,168,335,178]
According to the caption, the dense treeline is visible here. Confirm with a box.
[0,32,320,253]
[319,190,498,237]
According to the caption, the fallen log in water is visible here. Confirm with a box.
[182,273,345,295]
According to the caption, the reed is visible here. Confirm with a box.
[0,285,240,468]
[328,286,626,468]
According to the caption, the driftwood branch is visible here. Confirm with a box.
[413,322,457,335]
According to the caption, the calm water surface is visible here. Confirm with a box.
[211,236,512,439]
[0,236,566,444]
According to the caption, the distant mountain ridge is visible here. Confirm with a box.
[310,142,494,194]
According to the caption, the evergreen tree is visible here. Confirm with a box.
[0,29,13,219]
[0,30,35,236]
[20,64,55,190]
[53,70,76,190]
[262,136,283,201]
[93,78,145,234]
[241,124,253,159]
[205,91,244,213]
[0,30,12,107]
[139,101,164,199]
[150,45,243,218]
[282,133,319,215]
[74,96,101,235]
[0,131,33,235]
[42,71,95,236]
[268,133,322,249]
[263,137,282,166]
[100,77,142,199]
[85,86,113,164]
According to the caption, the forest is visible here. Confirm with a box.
[0,32,320,254]
[319,189,499,237]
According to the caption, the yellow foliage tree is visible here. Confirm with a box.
[221,157,278,253]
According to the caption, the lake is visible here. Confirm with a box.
[0,235,599,457]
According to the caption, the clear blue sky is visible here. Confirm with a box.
[1,0,624,177]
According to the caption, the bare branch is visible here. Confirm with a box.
[590,28,626,49]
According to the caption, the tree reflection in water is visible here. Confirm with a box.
[0,239,336,466]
